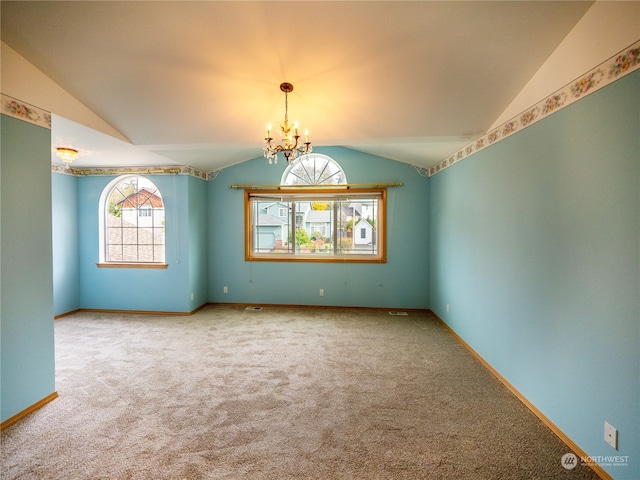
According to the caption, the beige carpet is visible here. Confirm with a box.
[1,306,599,479]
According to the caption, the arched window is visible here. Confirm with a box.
[99,176,166,265]
[281,154,347,185]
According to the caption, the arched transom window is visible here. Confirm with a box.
[281,154,347,186]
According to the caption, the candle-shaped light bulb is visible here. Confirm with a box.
[294,121,299,136]
[305,129,309,142]
[267,123,272,138]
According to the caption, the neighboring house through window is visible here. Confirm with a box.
[98,175,166,265]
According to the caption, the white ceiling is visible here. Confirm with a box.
[1,1,593,172]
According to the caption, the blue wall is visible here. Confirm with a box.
[52,173,80,316]
[429,71,639,479]
[188,175,209,309]
[1,115,56,423]
[208,147,430,309]
[76,174,207,313]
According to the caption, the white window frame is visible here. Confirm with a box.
[97,175,167,269]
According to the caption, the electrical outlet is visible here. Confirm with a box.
[190,292,194,301]
[319,289,324,296]
[446,304,450,314]
[223,286,228,294]
[604,422,617,449]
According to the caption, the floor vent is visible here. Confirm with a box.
[389,311,408,316]
[245,306,263,311]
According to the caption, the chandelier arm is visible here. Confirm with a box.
[296,141,312,154]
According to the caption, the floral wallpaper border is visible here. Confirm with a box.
[1,94,52,129]
[51,164,210,180]
[427,40,640,177]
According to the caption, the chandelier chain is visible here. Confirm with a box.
[284,91,289,128]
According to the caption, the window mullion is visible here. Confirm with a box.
[333,201,338,256]
[151,201,155,262]
[291,202,297,254]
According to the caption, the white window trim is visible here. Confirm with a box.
[98,175,167,267]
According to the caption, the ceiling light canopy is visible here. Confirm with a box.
[263,82,312,165]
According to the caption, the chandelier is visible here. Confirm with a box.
[263,82,312,164]
[56,147,79,164]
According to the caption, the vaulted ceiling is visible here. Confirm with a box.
[1,1,594,172]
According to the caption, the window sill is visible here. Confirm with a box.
[247,254,385,263]
[97,263,168,269]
